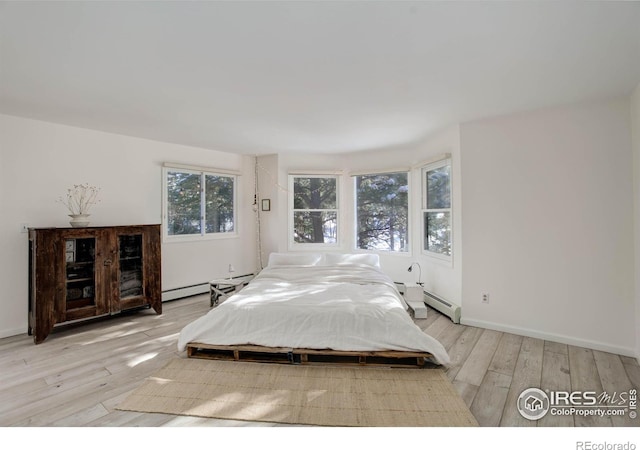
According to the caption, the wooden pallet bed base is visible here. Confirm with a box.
[186,343,433,368]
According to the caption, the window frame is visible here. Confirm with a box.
[288,174,341,249]
[353,171,411,254]
[162,166,238,243]
[421,158,452,262]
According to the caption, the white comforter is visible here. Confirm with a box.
[177,265,450,365]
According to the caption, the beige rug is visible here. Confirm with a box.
[117,358,478,427]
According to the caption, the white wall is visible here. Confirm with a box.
[256,153,281,268]
[460,98,636,356]
[0,114,257,338]
[257,125,462,305]
[631,83,640,362]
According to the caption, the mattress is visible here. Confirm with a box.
[177,263,450,365]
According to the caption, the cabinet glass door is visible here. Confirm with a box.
[119,234,143,298]
[65,238,96,309]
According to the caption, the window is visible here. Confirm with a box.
[355,172,409,252]
[422,159,452,258]
[290,175,339,246]
[164,167,236,239]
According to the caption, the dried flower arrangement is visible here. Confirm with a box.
[58,183,101,215]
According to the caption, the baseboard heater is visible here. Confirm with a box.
[162,274,255,302]
[423,290,461,324]
[162,283,209,302]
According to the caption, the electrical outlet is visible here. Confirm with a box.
[482,293,489,304]
[20,223,29,233]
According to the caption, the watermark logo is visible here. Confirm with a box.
[518,388,637,421]
[576,442,636,450]
[517,387,550,420]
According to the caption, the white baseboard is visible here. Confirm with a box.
[461,317,637,358]
[0,326,28,339]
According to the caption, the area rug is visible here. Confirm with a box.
[117,358,478,427]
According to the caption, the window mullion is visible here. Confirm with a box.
[424,207,451,213]
[200,172,206,236]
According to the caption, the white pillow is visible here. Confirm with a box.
[267,252,322,267]
[324,253,381,268]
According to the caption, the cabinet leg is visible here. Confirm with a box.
[150,301,162,315]
[33,321,54,344]
[34,330,50,345]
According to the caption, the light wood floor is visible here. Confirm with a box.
[0,294,638,427]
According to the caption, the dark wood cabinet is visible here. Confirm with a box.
[28,225,162,344]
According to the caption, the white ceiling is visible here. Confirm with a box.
[1,1,640,155]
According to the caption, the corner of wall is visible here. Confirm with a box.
[630,82,640,363]
[256,154,281,265]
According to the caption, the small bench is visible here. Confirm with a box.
[209,277,252,307]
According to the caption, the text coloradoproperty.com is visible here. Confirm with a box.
[552,407,628,417]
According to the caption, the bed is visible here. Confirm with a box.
[177,253,450,367]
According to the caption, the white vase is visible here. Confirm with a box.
[69,214,90,228]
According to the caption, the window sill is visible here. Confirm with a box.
[288,242,341,251]
[354,248,412,257]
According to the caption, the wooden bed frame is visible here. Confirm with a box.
[186,343,434,368]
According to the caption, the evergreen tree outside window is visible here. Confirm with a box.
[290,175,339,246]
[205,174,235,233]
[355,172,409,252]
[422,159,452,258]
[164,168,236,239]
